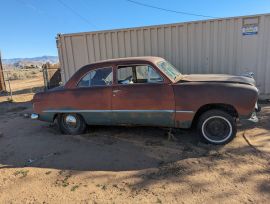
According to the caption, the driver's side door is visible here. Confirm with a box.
[111,64,175,127]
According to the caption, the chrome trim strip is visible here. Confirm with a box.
[175,110,194,113]
[43,110,111,113]
[113,110,173,113]
[43,110,174,113]
[43,109,194,113]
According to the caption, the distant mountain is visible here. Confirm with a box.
[2,56,59,69]
[2,56,59,65]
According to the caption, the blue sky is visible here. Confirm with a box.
[0,0,269,59]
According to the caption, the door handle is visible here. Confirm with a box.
[113,90,121,93]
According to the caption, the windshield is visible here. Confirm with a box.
[156,61,181,81]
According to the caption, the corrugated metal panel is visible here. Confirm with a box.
[57,13,270,96]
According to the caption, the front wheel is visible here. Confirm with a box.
[58,113,86,135]
[197,110,237,145]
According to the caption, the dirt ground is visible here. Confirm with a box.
[0,102,269,204]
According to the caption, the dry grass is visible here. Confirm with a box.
[0,69,44,103]
[4,69,42,81]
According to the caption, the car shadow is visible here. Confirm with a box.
[0,102,268,173]
[0,102,270,197]
[0,107,227,172]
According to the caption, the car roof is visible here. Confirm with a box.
[89,56,165,66]
[64,56,167,88]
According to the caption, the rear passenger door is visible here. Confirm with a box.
[111,64,175,127]
[70,67,113,125]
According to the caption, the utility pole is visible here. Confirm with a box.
[0,51,7,92]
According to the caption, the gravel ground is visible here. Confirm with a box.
[0,102,269,204]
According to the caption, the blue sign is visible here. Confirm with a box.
[242,25,258,35]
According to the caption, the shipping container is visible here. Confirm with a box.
[57,13,270,97]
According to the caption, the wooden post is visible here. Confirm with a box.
[42,63,49,90]
[6,72,12,101]
[0,51,6,92]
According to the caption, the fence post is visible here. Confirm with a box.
[0,51,6,92]
[42,64,49,90]
[6,72,12,101]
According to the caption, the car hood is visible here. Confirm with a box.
[179,74,255,86]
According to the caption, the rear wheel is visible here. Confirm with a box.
[58,113,86,135]
[197,110,236,145]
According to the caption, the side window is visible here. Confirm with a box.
[136,65,163,83]
[77,67,112,87]
[78,72,91,87]
[117,66,133,84]
[117,65,163,84]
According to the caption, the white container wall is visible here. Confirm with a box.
[57,13,270,96]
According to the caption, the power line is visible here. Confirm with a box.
[126,0,218,19]
[56,0,96,27]
[16,0,93,26]
[15,0,44,15]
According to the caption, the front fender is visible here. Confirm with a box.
[173,82,258,128]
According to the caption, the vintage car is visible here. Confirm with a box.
[31,57,260,144]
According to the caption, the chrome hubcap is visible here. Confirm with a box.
[65,115,77,127]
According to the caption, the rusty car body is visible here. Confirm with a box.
[32,57,259,144]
